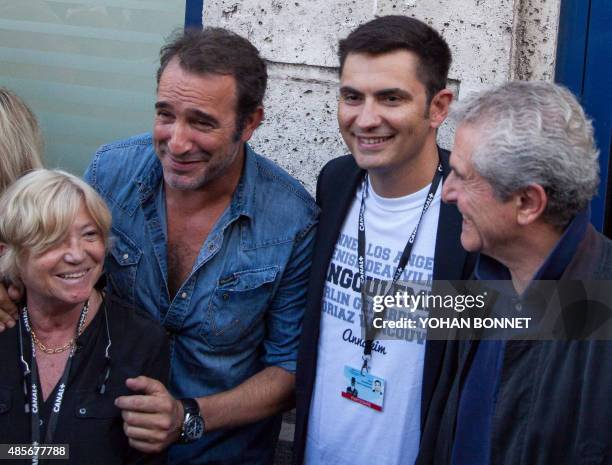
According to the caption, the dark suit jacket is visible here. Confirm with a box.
[293,148,474,465]
[417,225,612,465]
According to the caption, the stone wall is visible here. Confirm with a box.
[203,0,561,192]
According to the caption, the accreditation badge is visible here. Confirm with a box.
[341,365,385,411]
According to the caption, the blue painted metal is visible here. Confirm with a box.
[555,0,612,232]
[582,0,612,232]
[185,0,204,29]
[554,0,590,96]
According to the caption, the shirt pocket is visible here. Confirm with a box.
[106,227,142,306]
[0,386,11,415]
[200,266,279,351]
[70,390,125,464]
[0,386,13,438]
[0,387,25,462]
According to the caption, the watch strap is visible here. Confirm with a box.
[180,398,200,416]
[178,398,204,444]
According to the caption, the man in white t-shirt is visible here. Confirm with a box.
[293,16,472,465]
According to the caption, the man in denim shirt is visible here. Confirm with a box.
[0,28,316,465]
[85,28,318,464]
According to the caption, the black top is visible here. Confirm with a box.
[0,294,170,465]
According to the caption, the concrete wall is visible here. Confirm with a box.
[203,0,561,193]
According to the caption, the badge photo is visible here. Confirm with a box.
[341,365,385,411]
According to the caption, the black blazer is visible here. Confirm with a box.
[293,148,473,465]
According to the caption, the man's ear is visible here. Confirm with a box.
[239,106,264,143]
[516,184,548,226]
[428,89,453,129]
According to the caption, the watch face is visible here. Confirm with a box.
[184,415,204,441]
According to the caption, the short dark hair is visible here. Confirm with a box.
[157,27,267,135]
[338,16,451,104]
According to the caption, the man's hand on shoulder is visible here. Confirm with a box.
[115,376,184,453]
[0,281,23,331]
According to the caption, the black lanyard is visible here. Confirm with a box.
[357,164,443,372]
[18,303,88,464]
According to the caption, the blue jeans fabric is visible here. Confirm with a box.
[84,133,319,464]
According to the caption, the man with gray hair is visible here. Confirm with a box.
[419,81,612,464]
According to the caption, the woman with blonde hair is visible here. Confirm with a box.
[0,169,168,464]
[0,88,43,193]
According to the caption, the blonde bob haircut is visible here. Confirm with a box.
[0,169,111,284]
[0,88,43,193]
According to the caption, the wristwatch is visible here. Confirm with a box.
[178,398,204,444]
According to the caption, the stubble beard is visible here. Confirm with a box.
[160,145,242,192]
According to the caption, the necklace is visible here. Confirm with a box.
[29,329,74,354]
[23,300,90,356]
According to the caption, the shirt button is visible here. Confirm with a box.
[515,302,523,312]
[79,408,87,415]
[208,243,215,251]
[181,292,188,299]
[122,253,129,260]
[223,293,230,301]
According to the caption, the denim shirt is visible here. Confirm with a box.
[84,133,319,465]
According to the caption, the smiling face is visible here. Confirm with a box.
[337,50,437,177]
[19,202,105,313]
[442,124,518,255]
[153,59,252,191]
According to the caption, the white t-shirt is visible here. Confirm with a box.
[304,178,441,465]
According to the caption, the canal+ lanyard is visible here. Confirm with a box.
[357,163,442,374]
[17,302,89,459]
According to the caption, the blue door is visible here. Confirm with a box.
[556,0,612,234]
[185,0,204,28]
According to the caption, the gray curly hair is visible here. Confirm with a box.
[451,81,599,228]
